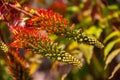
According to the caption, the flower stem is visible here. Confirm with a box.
[5,2,33,17]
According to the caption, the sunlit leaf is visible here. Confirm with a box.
[68,41,78,50]
[29,62,39,74]
[99,23,106,28]
[112,12,119,18]
[67,6,79,12]
[104,39,120,59]
[108,63,120,79]
[108,5,119,10]
[104,49,120,69]
[104,31,120,44]
[85,26,103,38]
[49,34,58,41]
[79,44,93,64]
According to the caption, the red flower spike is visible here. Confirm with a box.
[27,9,69,35]
[10,26,50,49]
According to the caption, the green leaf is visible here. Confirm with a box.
[104,39,120,59]
[108,63,120,79]
[104,49,120,69]
[108,5,119,10]
[79,44,93,64]
[85,26,103,38]
[67,6,79,12]
[49,34,58,41]
[104,31,120,44]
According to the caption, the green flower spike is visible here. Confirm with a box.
[26,9,104,49]
[10,27,83,68]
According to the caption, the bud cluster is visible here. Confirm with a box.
[0,40,9,53]
[43,43,82,68]
[66,30,104,49]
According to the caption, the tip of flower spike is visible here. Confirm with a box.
[56,52,83,68]
[86,36,104,49]
[64,53,83,68]
[67,30,104,49]
[44,43,83,68]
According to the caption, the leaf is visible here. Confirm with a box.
[29,62,39,74]
[67,6,79,12]
[104,39,120,59]
[108,5,119,10]
[79,44,93,64]
[108,63,120,79]
[85,26,103,38]
[68,41,79,50]
[49,34,58,41]
[103,31,120,44]
[104,49,120,69]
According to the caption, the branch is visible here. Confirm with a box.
[5,3,33,17]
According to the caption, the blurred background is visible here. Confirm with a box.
[0,0,120,80]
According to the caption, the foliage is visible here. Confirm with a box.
[0,0,120,80]
[104,30,120,79]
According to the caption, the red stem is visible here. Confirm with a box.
[5,3,33,17]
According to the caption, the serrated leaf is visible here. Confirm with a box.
[104,39,120,59]
[104,49,120,69]
[108,63,120,79]
[104,31,120,44]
